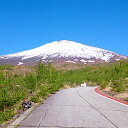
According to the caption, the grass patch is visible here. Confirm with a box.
[0,62,64,125]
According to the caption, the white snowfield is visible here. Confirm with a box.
[17,62,23,65]
[1,40,127,62]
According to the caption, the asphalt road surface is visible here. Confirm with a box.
[18,87,128,128]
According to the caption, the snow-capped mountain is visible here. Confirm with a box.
[0,40,127,65]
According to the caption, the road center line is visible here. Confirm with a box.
[77,89,118,128]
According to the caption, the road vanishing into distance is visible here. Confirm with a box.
[18,87,128,128]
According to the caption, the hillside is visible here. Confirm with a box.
[0,60,128,126]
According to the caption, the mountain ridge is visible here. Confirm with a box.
[0,40,127,65]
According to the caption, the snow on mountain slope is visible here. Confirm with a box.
[0,40,127,65]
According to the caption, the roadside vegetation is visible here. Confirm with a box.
[0,63,63,125]
[0,60,128,125]
[63,60,128,101]
[63,60,128,90]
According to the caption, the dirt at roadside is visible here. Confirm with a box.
[101,87,128,103]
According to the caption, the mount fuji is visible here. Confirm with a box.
[0,40,127,65]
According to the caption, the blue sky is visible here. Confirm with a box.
[0,0,128,55]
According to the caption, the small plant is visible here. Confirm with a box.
[100,82,108,89]
[0,109,14,124]
[111,80,125,92]
[24,74,36,90]
[30,96,39,103]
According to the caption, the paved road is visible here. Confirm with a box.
[18,87,128,128]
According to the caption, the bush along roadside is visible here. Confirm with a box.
[0,63,64,125]
[62,60,128,103]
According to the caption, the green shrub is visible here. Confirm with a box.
[111,80,125,92]
[30,96,39,103]
[0,109,14,124]
[100,81,108,89]
[24,74,37,90]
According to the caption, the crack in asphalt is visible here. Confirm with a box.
[51,105,90,107]
[19,125,97,128]
[95,107,128,112]
[37,95,56,128]
[50,105,128,112]
[18,88,123,128]
[77,89,118,128]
